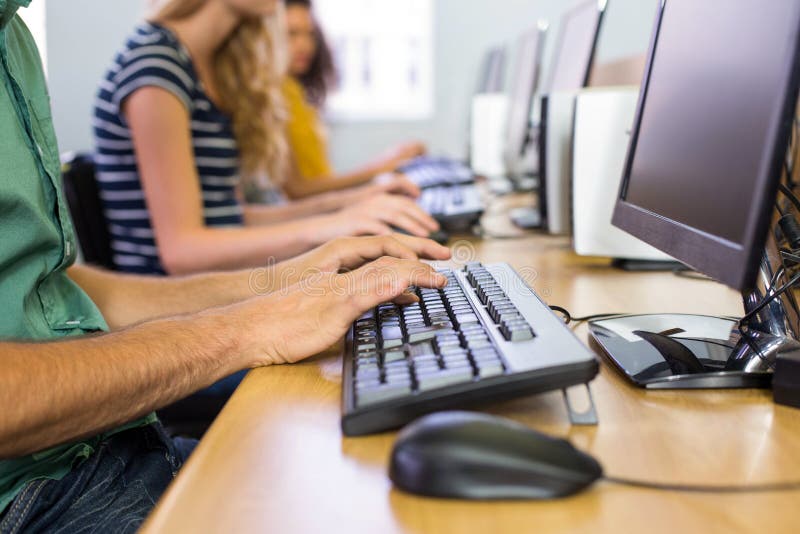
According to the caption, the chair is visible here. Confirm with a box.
[60,152,229,439]
[60,152,114,269]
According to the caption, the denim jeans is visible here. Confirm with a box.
[0,423,196,534]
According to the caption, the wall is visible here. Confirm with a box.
[327,0,660,170]
[46,0,147,154]
[42,0,658,162]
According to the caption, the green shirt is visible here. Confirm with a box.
[0,1,155,514]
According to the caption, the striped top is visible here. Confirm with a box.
[93,22,244,274]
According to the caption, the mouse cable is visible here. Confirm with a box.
[548,306,624,326]
[603,475,800,494]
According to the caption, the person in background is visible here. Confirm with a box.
[94,0,439,277]
[0,0,450,530]
[282,0,428,199]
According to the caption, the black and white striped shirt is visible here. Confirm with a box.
[93,22,243,274]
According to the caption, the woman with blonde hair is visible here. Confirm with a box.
[93,0,439,275]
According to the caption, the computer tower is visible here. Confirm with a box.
[538,91,577,235]
[571,87,674,262]
[470,93,509,178]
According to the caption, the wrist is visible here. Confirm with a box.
[195,300,269,370]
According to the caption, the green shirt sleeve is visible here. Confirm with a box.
[0,8,157,515]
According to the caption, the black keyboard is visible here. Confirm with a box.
[418,184,484,232]
[400,156,475,189]
[341,262,599,436]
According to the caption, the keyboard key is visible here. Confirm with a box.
[416,368,474,391]
[408,328,439,343]
[477,363,504,379]
[356,367,381,381]
[409,342,436,358]
[454,313,479,326]
[355,377,381,390]
[384,350,406,363]
[501,321,535,341]
[381,325,403,343]
[356,383,412,407]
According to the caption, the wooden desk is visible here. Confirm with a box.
[143,234,800,534]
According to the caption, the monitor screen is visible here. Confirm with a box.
[477,47,506,94]
[546,0,604,93]
[505,25,546,162]
[613,0,800,290]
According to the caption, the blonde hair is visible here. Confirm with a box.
[149,0,287,186]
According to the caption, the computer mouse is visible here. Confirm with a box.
[389,411,603,500]
[427,229,450,245]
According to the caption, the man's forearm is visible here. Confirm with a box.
[69,265,261,330]
[0,306,250,459]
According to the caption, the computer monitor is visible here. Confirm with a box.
[545,0,605,93]
[476,46,507,94]
[589,0,800,389]
[503,22,548,177]
[510,0,606,230]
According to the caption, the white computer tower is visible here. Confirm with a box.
[571,87,674,262]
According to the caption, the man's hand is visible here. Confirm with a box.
[234,257,448,366]
[251,234,450,298]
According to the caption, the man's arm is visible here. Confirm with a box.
[1,258,448,459]
[69,235,451,330]
[67,264,253,330]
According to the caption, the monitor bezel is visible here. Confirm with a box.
[545,0,607,93]
[612,0,800,291]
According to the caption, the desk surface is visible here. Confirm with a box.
[142,232,800,534]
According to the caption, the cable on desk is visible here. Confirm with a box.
[549,306,625,326]
[604,475,800,494]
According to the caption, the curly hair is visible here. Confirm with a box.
[149,0,288,185]
[285,0,338,107]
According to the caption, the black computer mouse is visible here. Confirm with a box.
[389,411,603,500]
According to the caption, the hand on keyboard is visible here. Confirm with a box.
[333,193,441,237]
[371,173,421,199]
[277,234,451,284]
[235,257,449,367]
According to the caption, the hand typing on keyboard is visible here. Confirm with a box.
[222,236,451,368]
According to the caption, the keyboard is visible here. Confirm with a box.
[400,156,475,189]
[418,184,484,232]
[341,262,599,436]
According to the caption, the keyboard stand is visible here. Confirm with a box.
[562,383,598,425]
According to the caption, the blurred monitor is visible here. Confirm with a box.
[546,0,606,93]
[503,22,548,175]
[477,46,507,94]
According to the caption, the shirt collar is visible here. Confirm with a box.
[1,0,32,30]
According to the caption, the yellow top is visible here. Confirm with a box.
[283,76,334,180]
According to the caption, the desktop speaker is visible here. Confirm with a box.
[571,88,674,262]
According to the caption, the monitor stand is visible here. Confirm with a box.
[611,258,687,272]
[509,206,544,229]
[589,233,800,389]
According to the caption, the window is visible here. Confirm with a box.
[314,0,434,121]
[17,1,48,75]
